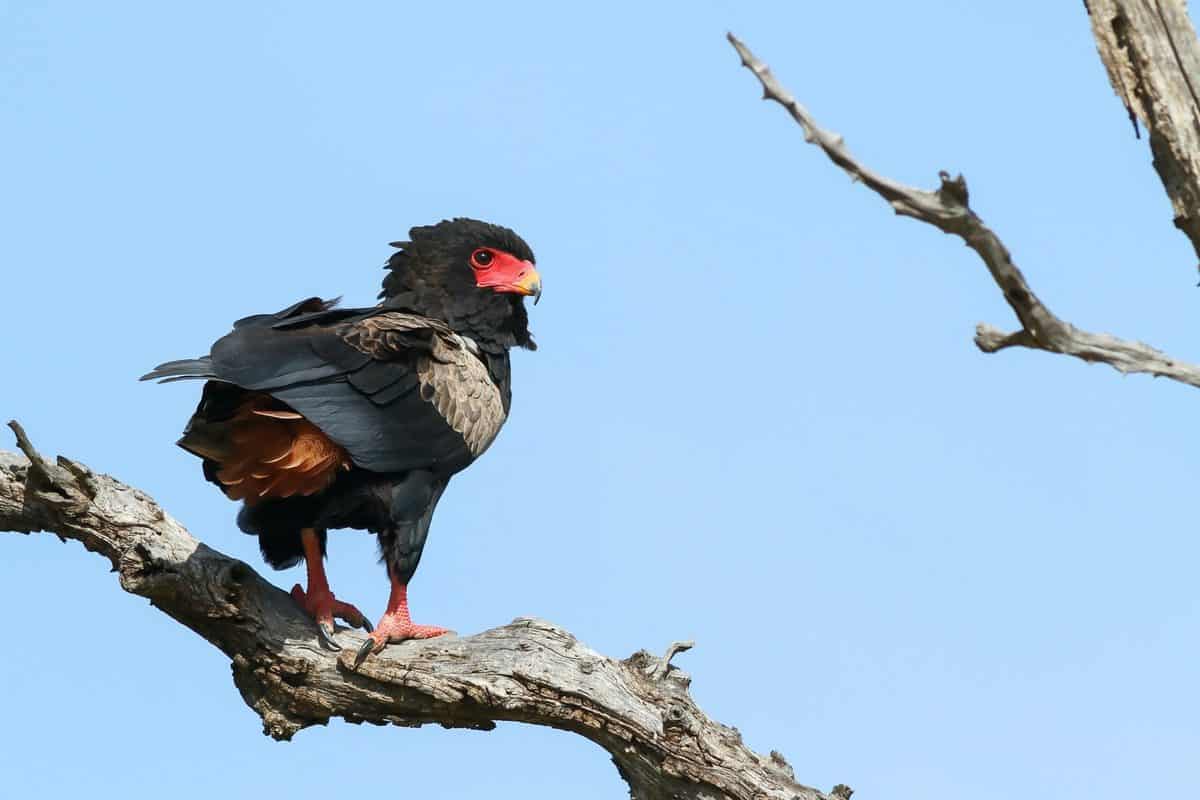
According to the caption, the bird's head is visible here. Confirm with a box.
[380,218,541,351]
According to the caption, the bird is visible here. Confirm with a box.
[141,218,541,664]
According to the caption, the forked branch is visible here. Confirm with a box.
[727,32,1200,389]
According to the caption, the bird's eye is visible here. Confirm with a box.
[471,249,493,268]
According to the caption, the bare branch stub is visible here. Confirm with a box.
[0,427,827,800]
[651,639,695,681]
[726,31,1200,391]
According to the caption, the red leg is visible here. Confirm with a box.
[354,574,450,665]
[289,528,371,649]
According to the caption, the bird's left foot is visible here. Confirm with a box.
[353,615,451,666]
[352,579,452,666]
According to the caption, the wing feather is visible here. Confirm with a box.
[172,301,509,474]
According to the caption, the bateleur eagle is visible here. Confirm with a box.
[141,218,541,663]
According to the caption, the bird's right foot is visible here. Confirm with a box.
[291,583,373,650]
[291,527,371,649]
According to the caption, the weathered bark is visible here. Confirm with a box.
[0,423,831,800]
[727,32,1200,388]
[1086,0,1200,265]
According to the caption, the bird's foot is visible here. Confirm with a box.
[353,613,451,667]
[291,583,373,650]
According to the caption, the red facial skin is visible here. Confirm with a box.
[470,248,542,298]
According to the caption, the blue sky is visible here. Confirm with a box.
[2,2,1197,799]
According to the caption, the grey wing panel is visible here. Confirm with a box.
[418,334,507,458]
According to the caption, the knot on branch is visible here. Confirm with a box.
[768,749,796,780]
[662,702,698,735]
[231,653,318,741]
[936,171,970,208]
[118,541,168,593]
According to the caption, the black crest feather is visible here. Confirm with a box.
[380,218,537,352]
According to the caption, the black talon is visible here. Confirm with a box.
[317,622,341,651]
[353,638,375,668]
[360,617,374,633]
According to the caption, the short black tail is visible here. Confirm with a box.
[139,356,217,383]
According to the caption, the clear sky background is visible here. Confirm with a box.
[2,2,1197,799]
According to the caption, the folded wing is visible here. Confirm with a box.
[143,298,507,474]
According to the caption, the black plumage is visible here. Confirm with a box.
[142,218,541,655]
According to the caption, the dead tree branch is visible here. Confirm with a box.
[727,32,1200,389]
[0,425,830,800]
[1086,0,1200,265]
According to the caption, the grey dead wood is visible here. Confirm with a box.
[0,422,830,800]
[1086,0,1200,265]
[727,31,1200,389]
